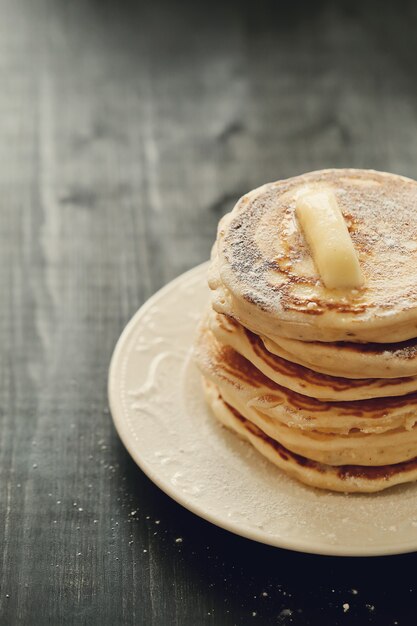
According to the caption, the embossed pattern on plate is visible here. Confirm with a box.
[108,263,417,556]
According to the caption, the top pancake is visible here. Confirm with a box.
[211,169,417,343]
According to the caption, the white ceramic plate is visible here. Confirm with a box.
[108,263,417,557]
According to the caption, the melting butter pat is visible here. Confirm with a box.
[295,188,363,289]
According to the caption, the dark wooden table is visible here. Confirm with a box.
[1,0,417,624]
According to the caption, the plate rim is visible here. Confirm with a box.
[108,263,417,558]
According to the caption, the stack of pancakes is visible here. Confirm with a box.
[194,169,417,492]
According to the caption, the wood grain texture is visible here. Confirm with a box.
[1,0,417,624]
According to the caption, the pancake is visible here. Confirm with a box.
[218,381,417,466]
[261,332,417,379]
[203,379,417,493]
[210,169,417,343]
[209,310,417,400]
[194,322,417,465]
